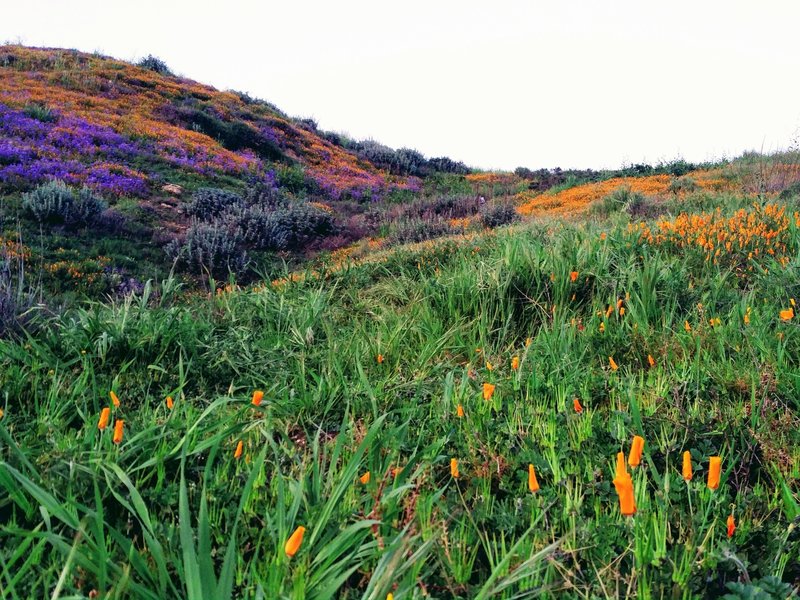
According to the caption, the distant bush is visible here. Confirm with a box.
[481,203,520,228]
[590,186,645,217]
[242,202,334,251]
[390,218,455,244]
[186,187,244,221]
[137,55,173,76]
[22,180,107,226]
[166,220,248,277]
[668,176,698,195]
[23,103,57,123]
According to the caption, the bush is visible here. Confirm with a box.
[22,180,107,226]
[137,55,173,76]
[389,218,455,244]
[166,220,248,277]
[668,176,698,195]
[481,203,520,228]
[23,103,57,123]
[242,202,334,251]
[590,186,645,217]
[186,187,244,221]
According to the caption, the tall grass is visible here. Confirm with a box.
[1,197,799,597]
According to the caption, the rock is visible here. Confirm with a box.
[162,183,183,196]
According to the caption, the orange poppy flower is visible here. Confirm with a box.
[528,463,540,493]
[682,451,693,481]
[450,458,459,478]
[647,354,655,368]
[525,337,532,347]
[456,404,464,418]
[109,391,120,408]
[285,526,305,557]
[615,451,628,482]
[573,397,583,413]
[98,407,110,430]
[609,356,619,371]
[726,514,735,538]
[377,354,384,364]
[570,271,578,282]
[234,440,243,459]
[112,419,124,444]
[486,361,493,371]
[707,456,722,490]
[252,390,264,407]
[483,382,496,401]
[511,356,519,371]
[780,307,794,321]
[628,435,644,467]
[599,322,605,333]
[613,475,636,516]
[359,471,371,485]
[166,396,174,410]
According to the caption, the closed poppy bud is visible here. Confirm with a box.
[609,356,618,371]
[599,322,605,333]
[234,440,243,459]
[647,354,655,368]
[252,390,264,407]
[377,354,384,364]
[166,396,174,410]
[573,398,583,413]
[614,475,636,516]
[682,451,693,481]
[450,458,459,478]
[629,435,645,468]
[98,407,110,430]
[684,320,692,332]
[109,391,120,408]
[113,419,124,444]
[359,471,370,485]
[727,514,735,538]
[482,382,495,401]
[525,337,532,347]
[528,463,540,493]
[570,271,578,282]
[615,451,628,482]
[285,526,305,557]
[456,404,464,418]
[511,356,519,371]
[707,456,722,490]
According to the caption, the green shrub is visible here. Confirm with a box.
[480,202,519,228]
[186,187,243,221]
[137,55,173,76]
[590,186,645,217]
[668,176,698,195]
[242,202,334,251]
[22,180,107,226]
[23,102,57,123]
[166,220,248,277]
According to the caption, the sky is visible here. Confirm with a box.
[2,0,800,171]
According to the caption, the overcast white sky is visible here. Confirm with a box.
[2,0,799,170]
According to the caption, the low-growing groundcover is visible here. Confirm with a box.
[1,197,799,598]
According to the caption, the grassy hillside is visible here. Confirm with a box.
[2,186,800,597]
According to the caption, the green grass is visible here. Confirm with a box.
[0,197,799,598]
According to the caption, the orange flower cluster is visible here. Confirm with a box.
[515,171,730,218]
[632,203,794,271]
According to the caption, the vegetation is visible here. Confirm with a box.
[2,188,800,597]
